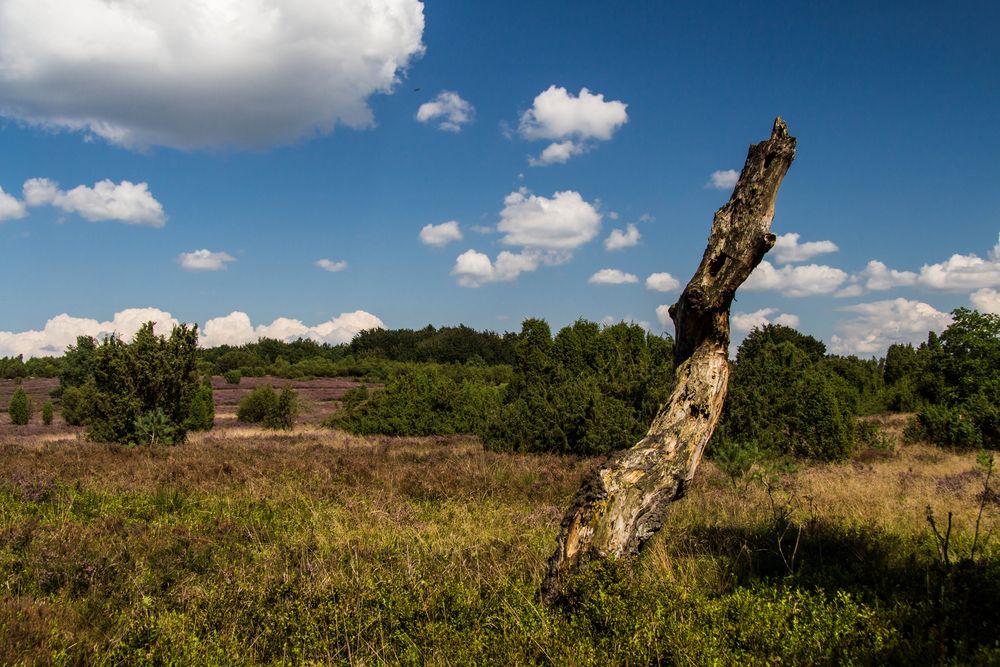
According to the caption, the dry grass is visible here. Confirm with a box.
[1,418,998,664]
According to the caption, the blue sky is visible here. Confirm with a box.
[1,0,998,358]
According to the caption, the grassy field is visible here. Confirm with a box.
[2,382,999,664]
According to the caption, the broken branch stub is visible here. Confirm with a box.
[542,118,797,601]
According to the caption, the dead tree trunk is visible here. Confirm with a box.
[542,118,797,601]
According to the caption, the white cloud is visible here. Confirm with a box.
[599,316,651,331]
[22,178,166,227]
[706,169,739,190]
[519,86,627,165]
[199,311,256,348]
[840,236,1000,296]
[469,225,494,235]
[451,249,543,288]
[528,140,587,166]
[497,188,601,250]
[604,223,640,251]
[179,249,236,271]
[0,0,425,150]
[415,91,474,132]
[0,307,385,357]
[0,186,27,221]
[834,284,865,298]
[732,308,800,334]
[205,310,384,347]
[0,308,178,358]
[971,288,1000,314]
[655,305,673,330]
[646,272,680,292]
[917,252,1000,290]
[857,260,918,291]
[771,232,839,264]
[743,260,849,297]
[419,220,463,247]
[589,269,638,285]
[830,298,952,356]
[316,258,348,272]
[450,188,601,287]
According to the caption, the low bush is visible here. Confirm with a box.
[237,385,298,429]
[183,380,215,431]
[134,408,179,446]
[86,322,204,444]
[60,382,94,426]
[329,368,500,436]
[223,370,241,385]
[8,387,32,425]
[41,400,53,426]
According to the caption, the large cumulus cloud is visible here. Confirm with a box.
[0,0,425,149]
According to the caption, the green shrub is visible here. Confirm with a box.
[913,403,983,449]
[715,326,857,461]
[237,385,297,429]
[86,322,204,445]
[329,368,498,436]
[8,387,32,425]
[268,386,298,429]
[482,319,674,455]
[223,369,241,385]
[41,400,53,426]
[59,335,97,390]
[183,379,215,431]
[60,382,94,426]
[134,408,178,446]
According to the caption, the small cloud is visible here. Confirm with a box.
[519,85,628,165]
[316,258,348,272]
[528,139,587,166]
[655,305,673,330]
[600,316,651,331]
[179,249,236,272]
[23,177,166,227]
[604,223,641,251]
[451,249,543,288]
[497,187,601,250]
[469,225,494,235]
[971,287,1000,314]
[646,272,680,292]
[0,186,27,221]
[415,91,474,132]
[771,232,839,264]
[589,268,638,285]
[639,213,655,223]
[608,211,620,221]
[854,260,918,291]
[419,220,463,247]
[732,308,800,333]
[744,260,848,297]
[830,298,952,356]
[706,169,739,190]
[917,251,1000,290]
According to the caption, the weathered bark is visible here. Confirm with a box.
[542,118,797,601]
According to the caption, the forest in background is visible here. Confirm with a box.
[4,307,999,460]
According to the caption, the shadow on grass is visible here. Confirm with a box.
[653,518,1000,663]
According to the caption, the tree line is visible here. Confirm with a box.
[6,309,1000,458]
